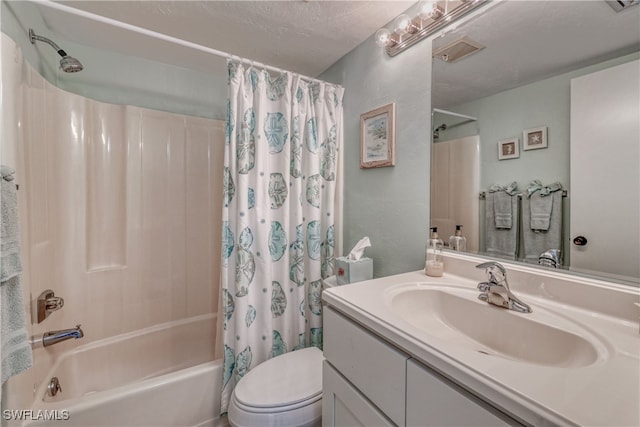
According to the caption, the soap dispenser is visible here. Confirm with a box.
[448,225,467,252]
[425,227,444,277]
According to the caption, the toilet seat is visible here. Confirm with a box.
[228,347,324,427]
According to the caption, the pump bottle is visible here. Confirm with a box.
[448,225,467,252]
[425,227,444,277]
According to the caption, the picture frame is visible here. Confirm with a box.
[498,138,520,160]
[522,126,547,150]
[360,103,395,168]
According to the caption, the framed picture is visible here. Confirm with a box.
[523,126,547,150]
[360,103,395,168]
[498,138,520,160]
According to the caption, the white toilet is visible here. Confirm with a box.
[228,346,324,427]
[228,277,336,427]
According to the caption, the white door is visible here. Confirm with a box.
[570,60,640,281]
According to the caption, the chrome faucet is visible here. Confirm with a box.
[538,249,561,269]
[476,262,532,313]
[42,324,84,347]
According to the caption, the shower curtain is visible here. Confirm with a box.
[221,61,343,413]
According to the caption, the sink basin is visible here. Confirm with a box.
[387,284,604,368]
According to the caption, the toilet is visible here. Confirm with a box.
[228,346,324,427]
[227,277,336,427]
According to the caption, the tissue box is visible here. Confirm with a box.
[335,256,373,285]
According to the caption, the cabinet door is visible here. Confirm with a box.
[323,361,395,427]
[323,307,407,426]
[406,359,517,426]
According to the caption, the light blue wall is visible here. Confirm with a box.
[1,0,227,120]
[321,37,432,278]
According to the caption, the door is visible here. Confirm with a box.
[570,59,640,280]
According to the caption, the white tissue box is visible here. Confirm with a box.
[335,256,373,285]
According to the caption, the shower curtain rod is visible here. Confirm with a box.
[31,0,340,88]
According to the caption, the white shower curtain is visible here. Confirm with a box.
[221,61,343,413]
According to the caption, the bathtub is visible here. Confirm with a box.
[23,314,222,427]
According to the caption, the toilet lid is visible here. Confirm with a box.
[234,346,324,409]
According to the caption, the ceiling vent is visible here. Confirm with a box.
[605,0,640,12]
[433,36,485,63]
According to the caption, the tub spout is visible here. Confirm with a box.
[42,324,84,347]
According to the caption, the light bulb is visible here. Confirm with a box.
[375,28,392,47]
[429,5,444,20]
[417,1,436,20]
[393,14,412,35]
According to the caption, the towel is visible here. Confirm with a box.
[1,166,22,282]
[522,190,563,264]
[0,167,33,390]
[1,276,33,385]
[529,192,553,231]
[527,180,563,231]
[489,182,518,229]
[485,190,519,260]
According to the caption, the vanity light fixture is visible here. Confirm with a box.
[376,0,488,57]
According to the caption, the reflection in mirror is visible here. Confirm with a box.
[430,0,640,285]
[431,109,479,252]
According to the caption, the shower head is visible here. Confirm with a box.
[29,29,83,73]
[59,55,84,73]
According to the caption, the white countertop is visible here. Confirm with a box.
[322,258,640,426]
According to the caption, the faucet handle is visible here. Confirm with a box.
[476,261,507,283]
[475,261,506,273]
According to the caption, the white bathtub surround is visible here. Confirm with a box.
[221,61,344,413]
[322,251,640,426]
[24,315,218,427]
[1,34,223,412]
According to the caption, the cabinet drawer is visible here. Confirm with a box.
[324,307,408,426]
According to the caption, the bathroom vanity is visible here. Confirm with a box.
[321,252,640,426]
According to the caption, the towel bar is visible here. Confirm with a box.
[479,190,567,200]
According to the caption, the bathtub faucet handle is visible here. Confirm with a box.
[36,290,65,324]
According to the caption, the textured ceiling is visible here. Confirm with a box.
[52,0,415,77]
[432,1,640,108]
[37,1,640,105]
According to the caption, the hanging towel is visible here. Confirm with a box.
[0,166,33,388]
[1,276,33,385]
[527,180,563,231]
[1,166,22,282]
[485,186,519,260]
[489,182,518,229]
[522,188,563,264]
[526,179,563,197]
[529,192,553,231]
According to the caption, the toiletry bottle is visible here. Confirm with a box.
[425,227,444,277]
[448,225,467,252]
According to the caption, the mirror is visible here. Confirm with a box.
[430,0,640,285]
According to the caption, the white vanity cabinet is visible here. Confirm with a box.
[323,306,519,426]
